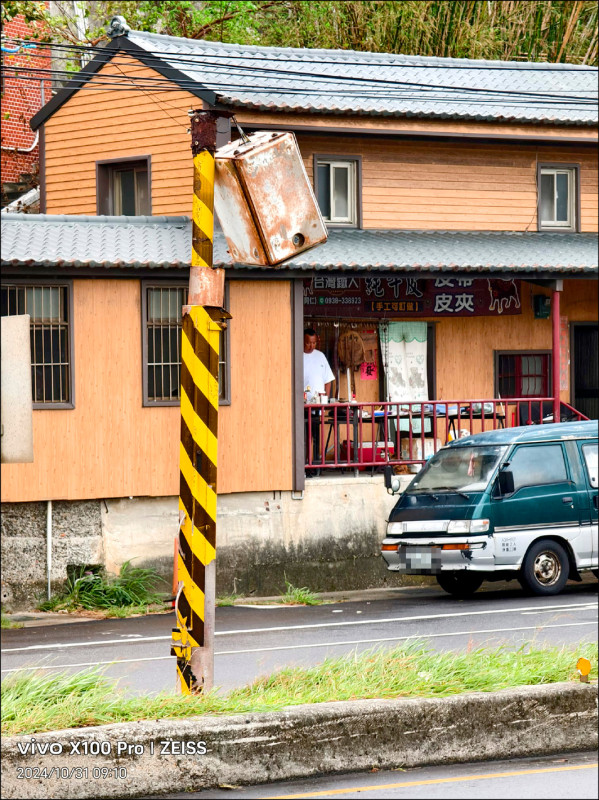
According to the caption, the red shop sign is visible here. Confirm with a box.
[303,277,522,318]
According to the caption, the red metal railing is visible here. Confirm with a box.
[304,398,589,472]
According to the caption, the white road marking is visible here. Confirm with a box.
[2,600,596,654]
[1,620,596,673]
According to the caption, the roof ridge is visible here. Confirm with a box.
[128,30,597,70]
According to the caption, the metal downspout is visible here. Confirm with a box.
[46,500,52,600]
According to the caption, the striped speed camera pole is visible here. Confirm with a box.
[172,110,229,694]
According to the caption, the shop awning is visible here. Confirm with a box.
[2,215,597,277]
[218,229,598,275]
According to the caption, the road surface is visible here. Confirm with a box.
[2,579,596,696]
[151,751,599,799]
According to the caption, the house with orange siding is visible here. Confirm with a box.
[1,19,597,608]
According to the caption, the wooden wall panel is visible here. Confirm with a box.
[431,279,597,403]
[297,135,598,232]
[44,57,196,217]
[1,278,293,502]
[218,280,293,494]
[43,56,597,232]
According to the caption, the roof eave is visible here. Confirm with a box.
[30,36,231,131]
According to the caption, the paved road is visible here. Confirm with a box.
[2,579,596,696]
[151,751,598,799]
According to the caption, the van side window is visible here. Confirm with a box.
[582,443,598,488]
[509,444,568,491]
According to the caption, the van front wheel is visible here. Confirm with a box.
[519,540,569,596]
[436,572,483,598]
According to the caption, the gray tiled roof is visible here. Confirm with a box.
[217,229,598,273]
[1,214,191,269]
[1,214,597,274]
[127,30,598,126]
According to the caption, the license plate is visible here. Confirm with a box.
[399,546,439,573]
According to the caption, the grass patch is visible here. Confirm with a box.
[279,581,322,605]
[216,595,241,607]
[3,641,596,736]
[37,561,168,614]
[1,613,23,630]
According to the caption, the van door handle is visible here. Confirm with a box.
[562,496,573,504]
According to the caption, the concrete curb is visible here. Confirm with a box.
[1,682,597,799]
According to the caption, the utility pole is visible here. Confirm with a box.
[171,109,230,694]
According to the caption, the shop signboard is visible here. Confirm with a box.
[303,277,522,318]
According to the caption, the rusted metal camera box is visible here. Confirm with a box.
[214,131,327,266]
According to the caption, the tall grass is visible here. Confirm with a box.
[37,561,167,613]
[3,641,596,736]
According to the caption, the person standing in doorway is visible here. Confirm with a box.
[304,328,334,470]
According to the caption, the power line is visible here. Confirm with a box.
[4,35,598,71]
[3,68,595,110]
[2,65,596,108]
[4,37,596,105]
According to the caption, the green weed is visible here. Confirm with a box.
[37,561,167,613]
[216,595,241,607]
[3,641,596,736]
[279,581,322,605]
[1,613,23,630]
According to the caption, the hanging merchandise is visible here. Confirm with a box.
[338,330,365,397]
[379,322,428,403]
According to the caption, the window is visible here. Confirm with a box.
[538,165,578,231]
[509,444,568,491]
[496,351,550,398]
[97,157,151,216]
[142,282,230,406]
[313,157,360,226]
[1,282,73,407]
[582,443,598,488]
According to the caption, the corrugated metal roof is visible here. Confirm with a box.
[2,214,597,274]
[126,30,598,126]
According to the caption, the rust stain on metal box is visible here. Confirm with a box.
[214,131,328,266]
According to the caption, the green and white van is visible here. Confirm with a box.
[382,420,598,597]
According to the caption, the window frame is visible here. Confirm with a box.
[1,278,75,410]
[581,443,598,489]
[494,349,551,398]
[96,155,152,216]
[508,443,570,491]
[141,280,231,408]
[537,163,580,233]
[313,155,362,228]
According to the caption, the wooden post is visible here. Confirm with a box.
[551,281,563,424]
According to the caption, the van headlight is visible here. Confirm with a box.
[387,522,404,535]
[447,520,470,534]
[447,519,490,534]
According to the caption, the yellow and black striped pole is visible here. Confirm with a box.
[172,110,228,694]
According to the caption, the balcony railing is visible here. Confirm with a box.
[304,398,589,472]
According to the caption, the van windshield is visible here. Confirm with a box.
[409,445,508,494]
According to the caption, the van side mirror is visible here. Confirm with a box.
[384,464,401,495]
[497,469,515,496]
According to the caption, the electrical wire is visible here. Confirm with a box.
[2,66,595,108]
[3,38,595,105]
[4,35,598,71]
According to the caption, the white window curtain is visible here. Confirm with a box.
[379,321,428,402]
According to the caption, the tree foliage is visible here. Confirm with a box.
[2,1,597,64]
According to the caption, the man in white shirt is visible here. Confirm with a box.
[303,328,334,469]
[303,328,334,402]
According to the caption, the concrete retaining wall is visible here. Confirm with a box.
[1,476,415,610]
[1,501,104,609]
[1,682,596,799]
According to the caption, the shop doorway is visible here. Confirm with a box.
[304,319,435,404]
[571,323,598,420]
